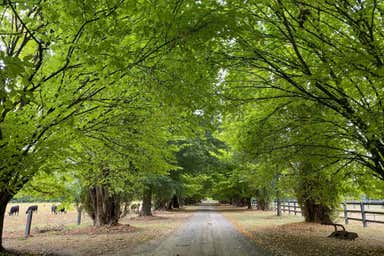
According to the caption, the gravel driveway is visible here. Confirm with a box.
[132,207,270,256]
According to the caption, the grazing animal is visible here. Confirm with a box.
[58,207,66,214]
[51,205,57,214]
[26,205,38,214]
[9,205,19,216]
[322,222,358,240]
[52,205,66,214]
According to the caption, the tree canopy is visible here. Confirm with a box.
[1,0,384,251]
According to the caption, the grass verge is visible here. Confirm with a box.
[4,209,192,256]
[222,210,384,256]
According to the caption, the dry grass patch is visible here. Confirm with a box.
[3,204,192,256]
[3,203,93,237]
[223,210,384,256]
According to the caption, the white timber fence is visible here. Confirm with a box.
[275,199,384,227]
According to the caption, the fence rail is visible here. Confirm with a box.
[280,200,302,215]
[275,200,384,227]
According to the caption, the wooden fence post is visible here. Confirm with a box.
[77,207,82,225]
[25,210,33,238]
[360,202,367,227]
[288,201,291,215]
[343,202,348,224]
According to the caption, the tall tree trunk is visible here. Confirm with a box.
[295,163,334,223]
[83,186,121,226]
[231,197,241,207]
[154,198,168,210]
[75,199,83,225]
[255,188,271,210]
[140,187,152,216]
[171,195,179,208]
[256,198,269,210]
[179,197,184,207]
[166,200,172,210]
[247,197,252,209]
[76,206,82,225]
[0,191,12,251]
[301,199,332,223]
[120,202,130,218]
[276,189,281,216]
[276,199,281,216]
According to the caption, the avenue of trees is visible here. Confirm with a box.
[1,0,384,251]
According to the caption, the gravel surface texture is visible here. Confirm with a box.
[132,207,270,256]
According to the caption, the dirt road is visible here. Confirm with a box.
[132,207,270,256]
